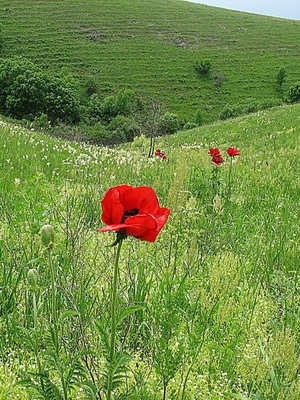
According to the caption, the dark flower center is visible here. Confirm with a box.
[121,208,139,223]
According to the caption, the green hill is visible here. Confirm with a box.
[2,0,300,122]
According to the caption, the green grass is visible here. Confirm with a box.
[2,0,300,122]
[0,104,299,398]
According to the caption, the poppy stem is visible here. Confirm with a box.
[48,247,58,352]
[107,234,124,400]
[225,156,233,204]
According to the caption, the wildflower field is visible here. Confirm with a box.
[0,103,300,399]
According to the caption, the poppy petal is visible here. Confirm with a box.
[101,185,132,224]
[120,186,160,215]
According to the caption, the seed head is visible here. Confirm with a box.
[27,268,39,291]
[41,224,55,248]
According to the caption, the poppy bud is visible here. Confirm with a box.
[41,224,55,248]
[27,268,39,291]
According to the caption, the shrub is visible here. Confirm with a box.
[86,93,103,120]
[287,82,300,103]
[276,67,287,87]
[0,57,81,123]
[158,112,180,135]
[108,115,140,142]
[87,89,140,123]
[194,59,212,76]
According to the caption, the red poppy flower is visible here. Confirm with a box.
[97,185,171,242]
[208,148,221,157]
[211,155,224,166]
[155,149,167,159]
[227,147,240,157]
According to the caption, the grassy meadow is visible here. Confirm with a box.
[0,103,300,399]
[2,0,300,122]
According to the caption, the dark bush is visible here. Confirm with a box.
[194,59,212,76]
[287,82,300,103]
[0,57,81,123]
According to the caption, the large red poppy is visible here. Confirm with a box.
[97,185,171,242]
[208,148,221,157]
[227,147,240,157]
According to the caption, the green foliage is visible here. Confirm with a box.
[87,89,140,123]
[219,98,283,120]
[0,57,81,123]
[195,109,204,126]
[287,81,300,103]
[158,112,180,135]
[194,59,212,76]
[276,67,287,87]
[108,115,140,142]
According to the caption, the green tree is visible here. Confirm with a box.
[0,57,81,123]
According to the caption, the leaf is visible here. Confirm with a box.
[60,310,78,321]
[117,304,145,325]
[104,351,132,391]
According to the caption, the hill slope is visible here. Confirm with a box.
[2,0,300,122]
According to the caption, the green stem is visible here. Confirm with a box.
[31,294,45,393]
[211,166,219,210]
[225,157,233,204]
[33,291,38,329]
[48,247,58,351]
[107,236,124,400]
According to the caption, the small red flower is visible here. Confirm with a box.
[208,148,221,157]
[227,147,240,157]
[155,149,167,159]
[97,185,170,242]
[211,155,224,166]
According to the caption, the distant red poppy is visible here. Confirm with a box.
[155,149,167,159]
[208,148,221,157]
[97,185,170,242]
[227,147,240,157]
[211,155,224,166]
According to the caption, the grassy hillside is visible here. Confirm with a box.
[0,105,300,398]
[2,0,300,122]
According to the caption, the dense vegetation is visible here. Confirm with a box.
[1,104,300,399]
[1,1,300,398]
